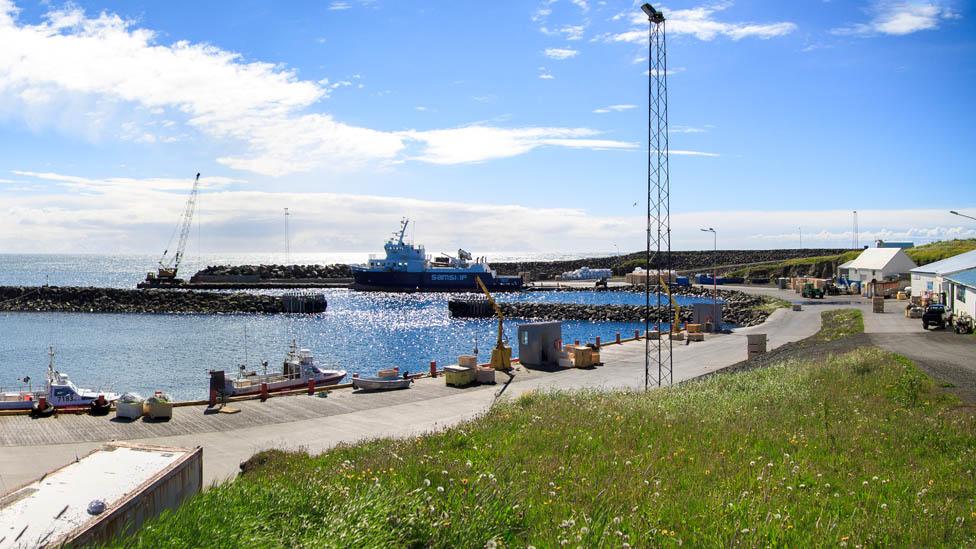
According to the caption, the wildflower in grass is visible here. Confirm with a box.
[437,486,444,492]
[741,528,749,533]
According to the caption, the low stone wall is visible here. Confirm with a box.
[0,286,325,314]
[192,264,352,281]
[448,287,772,327]
[493,248,850,279]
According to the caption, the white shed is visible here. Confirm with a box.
[945,268,976,320]
[909,249,976,301]
[845,248,918,283]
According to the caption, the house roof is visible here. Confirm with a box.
[946,267,976,288]
[910,249,976,276]
[838,260,854,269]
[847,248,917,271]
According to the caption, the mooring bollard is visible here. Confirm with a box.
[574,339,580,346]
[635,329,640,339]
[595,336,601,349]
[260,382,269,402]
[307,379,315,395]
[430,360,437,378]
[616,332,621,344]
[209,388,217,408]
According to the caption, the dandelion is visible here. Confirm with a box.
[862,481,868,486]
[485,540,497,549]
[437,486,445,493]
[880,503,887,510]
[872,476,878,481]
[613,516,622,524]
[741,528,750,534]
[424,478,431,487]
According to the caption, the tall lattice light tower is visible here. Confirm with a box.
[642,3,672,389]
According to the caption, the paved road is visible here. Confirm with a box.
[869,332,976,403]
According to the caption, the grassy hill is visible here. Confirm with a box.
[906,239,976,265]
[113,311,976,547]
[730,239,976,279]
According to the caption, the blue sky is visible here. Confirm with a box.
[0,0,973,254]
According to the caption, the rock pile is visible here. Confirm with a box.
[193,264,352,280]
[0,286,311,314]
[492,248,849,279]
[449,288,773,327]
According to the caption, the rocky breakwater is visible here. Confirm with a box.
[0,286,320,314]
[492,248,849,279]
[192,264,352,281]
[449,288,774,327]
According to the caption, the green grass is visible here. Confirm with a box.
[756,295,793,314]
[906,239,976,265]
[815,309,865,342]
[730,239,976,278]
[114,345,976,547]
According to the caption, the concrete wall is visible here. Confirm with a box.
[67,445,203,546]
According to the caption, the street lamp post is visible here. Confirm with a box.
[950,210,976,222]
[701,227,717,332]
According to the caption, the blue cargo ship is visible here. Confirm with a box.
[350,219,523,292]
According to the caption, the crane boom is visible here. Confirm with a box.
[474,276,512,371]
[159,173,200,273]
[139,172,200,288]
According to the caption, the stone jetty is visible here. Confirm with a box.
[192,264,352,280]
[448,287,773,327]
[0,286,326,314]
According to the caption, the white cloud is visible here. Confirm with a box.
[398,126,636,164]
[0,1,635,176]
[612,4,796,42]
[328,2,351,10]
[559,24,586,40]
[570,0,589,13]
[593,104,637,113]
[538,66,555,79]
[4,170,972,253]
[832,1,959,36]
[646,67,687,78]
[0,170,638,254]
[544,47,579,60]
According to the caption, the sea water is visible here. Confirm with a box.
[0,254,715,399]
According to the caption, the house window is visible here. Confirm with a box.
[959,285,967,303]
[926,282,933,291]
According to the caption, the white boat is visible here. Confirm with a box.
[0,347,119,411]
[210,341,346,397]
[352,376,413,391]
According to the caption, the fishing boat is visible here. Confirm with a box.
[0,347,119,411]
[350,218,524,292]
[209,341,346,398]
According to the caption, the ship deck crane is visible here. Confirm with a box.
[474,275,512,371]
[139,173,200,288]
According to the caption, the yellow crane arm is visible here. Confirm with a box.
[474,276,503,321]
[475,276,506,349]
[658,274,681,329]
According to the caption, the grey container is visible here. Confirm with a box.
[517,322,563,367]
[691,302,723,329]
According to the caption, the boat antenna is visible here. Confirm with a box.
[243,324,249,369]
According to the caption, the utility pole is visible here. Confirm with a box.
[701,228,717,331]
[284,207,291,265]
[641,3,672,390]
[798,226,802,249]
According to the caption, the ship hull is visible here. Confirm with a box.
[351,270,522,292]
[226,371,346,397]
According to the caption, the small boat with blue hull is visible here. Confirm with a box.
[350,219,523,292]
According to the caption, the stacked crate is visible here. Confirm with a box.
[872,297,885,313]
[747,334,767,358]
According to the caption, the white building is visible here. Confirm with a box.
[909,249,976,301]
[844,248,918,283]
[945,268,976,320]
